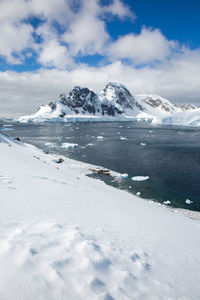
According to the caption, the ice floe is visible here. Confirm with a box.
[132,176,149,181]
[61,143,78,148]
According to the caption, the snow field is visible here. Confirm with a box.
[0,221,155,300]
[0,133,200,299]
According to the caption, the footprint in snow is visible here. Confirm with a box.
[0,176,16,189]
[93,258,111,272]
[90,278,106,293]
[130,251,151,272]
[0,222,152,299]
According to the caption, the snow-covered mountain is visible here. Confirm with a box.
[18,82,200,126]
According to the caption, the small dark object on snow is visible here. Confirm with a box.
[56,158,64,164]
[34,156,40,160]
[14,137,21,141]
[90,168,111,176]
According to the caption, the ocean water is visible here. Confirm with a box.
[1,120,200,211]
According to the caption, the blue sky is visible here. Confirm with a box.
[121,0,200,48]
[0,0,200,117]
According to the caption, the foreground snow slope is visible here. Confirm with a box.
[0,133,200,300]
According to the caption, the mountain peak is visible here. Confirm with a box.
[105,82,128,90]
[17,82,200,127]
[181,103,197,111]
[101,82,142,113]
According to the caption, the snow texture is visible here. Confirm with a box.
[0,132,200,299]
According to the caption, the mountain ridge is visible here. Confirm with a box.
[18,82,200,126]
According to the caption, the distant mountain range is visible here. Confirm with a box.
[18,82,200,126]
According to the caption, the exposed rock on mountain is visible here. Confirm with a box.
[17,82,200,126]
[181,104,197,111]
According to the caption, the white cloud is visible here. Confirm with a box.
[0,0,32,63]
[1,48,200,118]
[101,0,135,20]
[0,0,31,23]
[0,0,200,118]
[62,15,110,55]
[0,22,34,64]
[108,27,176,64]
[0,0,133,65]
[30,0,74,24]
[62,0,133,56]
[38,40,74,69]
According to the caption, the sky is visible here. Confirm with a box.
[0,0,200,117]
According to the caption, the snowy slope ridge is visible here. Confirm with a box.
[0,132,200,299]
[18,82,200,126]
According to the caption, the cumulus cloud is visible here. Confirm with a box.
[108,27,177,64]
[1,48,200,118]
[0,22,34,64]
[0,0,31,23]
[30,0,74,24]
[62,15,109,56]
[0,0,133,65]
[62,0,134,56]
[38,40,74,69]
[101,0,135,20]
[0,0,200,118]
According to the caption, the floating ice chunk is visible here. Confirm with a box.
[2,124,13,129]
[1,127,13,131]
[120,173,128,179]
[140,142,146,146]
[136,192,141,196]
[61,143,78,148]
[131,176,149,181]
[45,142,55,148]
[185,199,193,204]
[120,137,128,140]
[164,201,171,205]
[97,136,103,139]
[86,143,94,146]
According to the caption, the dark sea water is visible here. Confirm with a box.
[1,120,200,211]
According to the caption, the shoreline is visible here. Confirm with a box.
[1,132,200,298]
[1,127,200,220]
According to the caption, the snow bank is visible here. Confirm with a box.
[0,132,200,299]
